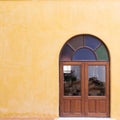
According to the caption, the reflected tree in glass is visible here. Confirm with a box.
[88,66,106,96]
[63,65,81,96]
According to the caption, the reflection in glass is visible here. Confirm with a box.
[63,65,80,96]
[88,66,105,96]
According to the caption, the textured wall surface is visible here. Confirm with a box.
[0,0,120,120]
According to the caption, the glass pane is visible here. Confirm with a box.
[88,66,106,96]
[60,44,74,61]
[63,65,81,96]
[96,45,109,61]
[68,35,84,50]
[72,48,97,61]
[85,35,101,50]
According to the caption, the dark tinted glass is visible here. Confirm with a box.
[68,36,84,50]
[72,48,96,60]
[60,44,74,61]
[63,65,81,96]
[85,35,101,50]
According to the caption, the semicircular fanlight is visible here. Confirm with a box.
[60,35,109,61]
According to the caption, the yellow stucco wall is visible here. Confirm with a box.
[0,0,120,119]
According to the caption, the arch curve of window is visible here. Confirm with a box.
[60,34,110,61]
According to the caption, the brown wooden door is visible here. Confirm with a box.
[59,61,110,117]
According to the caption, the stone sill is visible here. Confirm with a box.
[55,117,116,120]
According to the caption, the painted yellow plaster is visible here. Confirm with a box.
[0,0,120,119]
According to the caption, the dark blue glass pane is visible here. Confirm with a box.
[72,48,96,60]
[85,35,101,50]
[60,44,74,61]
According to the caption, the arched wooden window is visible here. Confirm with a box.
[59,34,110,117]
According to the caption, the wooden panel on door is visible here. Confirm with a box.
[87,98,108,117]
[96,99,106,113]
[71,99,82,113]
[64,99,70,113]
[88,99,96,113]
[62,98,83,116]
